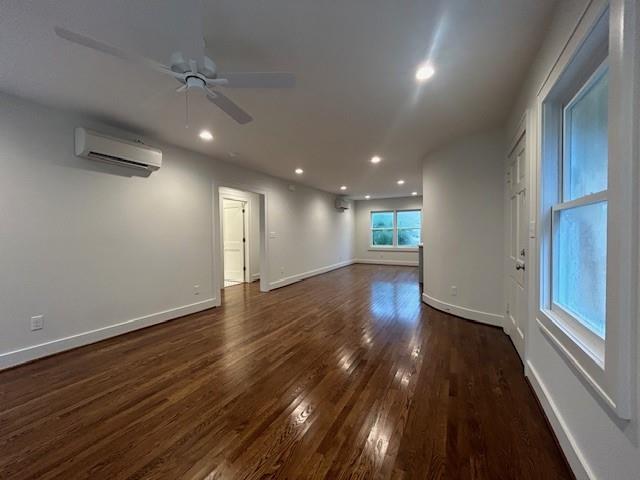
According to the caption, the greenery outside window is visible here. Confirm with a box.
[370,210,421,248]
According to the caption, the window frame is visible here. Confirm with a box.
[537,3,635,420]
[548,61,610,364]
[396,209,422,248]
[369,209,422,250]
[370,210,395,248]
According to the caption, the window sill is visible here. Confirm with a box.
[368,247,418,253]
[536,309,619,416]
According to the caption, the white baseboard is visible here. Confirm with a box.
[0,297,218,370]
[421,292,504,327]
[526,361,593,480]
[269,259,355,290]
[251,273,260,282]
[354,259,419,267]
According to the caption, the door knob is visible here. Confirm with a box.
[516,264,525,271]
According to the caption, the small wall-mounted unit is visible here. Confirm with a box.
[335,197,350,210]
[74,127,162,172]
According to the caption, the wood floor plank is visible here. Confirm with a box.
[0,265,572,479]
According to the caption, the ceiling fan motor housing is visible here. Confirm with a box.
[185,75,207,90]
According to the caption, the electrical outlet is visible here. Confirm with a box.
[450,285,457,297]
[30,315,44,331]
[280,266,285,274]
[193,284,200,296]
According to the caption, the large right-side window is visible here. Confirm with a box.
[551,64,609,346]
[538,4,636,420]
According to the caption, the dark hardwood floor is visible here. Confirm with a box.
[0,265,572,479]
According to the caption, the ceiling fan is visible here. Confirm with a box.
[54,27,295,125]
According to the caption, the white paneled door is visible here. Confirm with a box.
[506,133,527,361]
[223,198,246,284]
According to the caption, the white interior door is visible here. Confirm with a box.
[223,199,246,284]
[506,134,527,360]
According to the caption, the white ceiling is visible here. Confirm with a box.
[0,0,556,198]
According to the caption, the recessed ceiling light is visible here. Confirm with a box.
[199,130,213,141]
[412,191,418,196]
[295,168,304,175]
[365,195,371,199]
[371,156,382,164]
[397,179,405,185]
[415,62,435,82]
[340,185,347,191]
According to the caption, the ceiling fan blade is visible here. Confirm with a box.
[54,26,180,79]
[206,90,253,124]
[212,72,295,89]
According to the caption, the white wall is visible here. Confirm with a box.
[219,187,261,282]
[353,196,422,266]
[0,92,355,368]
[421,128,505,326]
[506,1,640,479]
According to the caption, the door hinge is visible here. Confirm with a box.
[243,266,246,271]
[243,238,246,243]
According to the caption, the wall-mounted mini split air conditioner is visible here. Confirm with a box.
[74,127,162,172]
[335,197,349,210]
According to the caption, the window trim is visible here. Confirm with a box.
[369,209,422,250]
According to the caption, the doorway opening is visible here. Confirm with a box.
[218,187,266,296]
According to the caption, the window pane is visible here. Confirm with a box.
[398,228,420,246]
[565,70,608,201]
[554,201,607,338]
[397,210,421,229]
[371,211,393,228]
[372,229,393,246]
